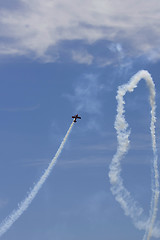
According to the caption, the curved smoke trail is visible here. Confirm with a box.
[108,70,159,239]
[0,121,74,237]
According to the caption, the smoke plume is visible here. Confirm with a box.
[109,70,159,239]
[0,121,74,237]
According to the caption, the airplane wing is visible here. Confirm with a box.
[72,114,81,122]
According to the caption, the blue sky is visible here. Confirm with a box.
[0,1,160,239]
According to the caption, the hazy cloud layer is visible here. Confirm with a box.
[0,0,160,62]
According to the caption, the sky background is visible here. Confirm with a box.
[0,0,160,239]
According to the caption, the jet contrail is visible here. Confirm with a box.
[0,121,74,237]
[108,70,159,239]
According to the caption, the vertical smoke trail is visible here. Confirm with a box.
[108,70,159,239]
[0,121,74,237]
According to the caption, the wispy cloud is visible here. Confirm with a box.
[86,191,108,216]
[0,199,8,209]
[0,0,160,63]
[66,73,105,131]
[21,158,50,167]
[20,157,108,168]
[71,50,93,65]
[68,74,104,114]
[0,104,40,112]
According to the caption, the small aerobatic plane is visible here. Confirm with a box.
[72,114,81,122]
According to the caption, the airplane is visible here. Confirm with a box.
[72,114,81,122]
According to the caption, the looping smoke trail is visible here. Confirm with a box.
[0,121,74,237]
[108,70,159,240]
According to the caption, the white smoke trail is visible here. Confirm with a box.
[108,70,159,239]
[0,121,74,237]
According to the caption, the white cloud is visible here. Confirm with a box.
[0,0,160,62]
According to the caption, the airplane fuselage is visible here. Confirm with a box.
[72,114,81,122]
